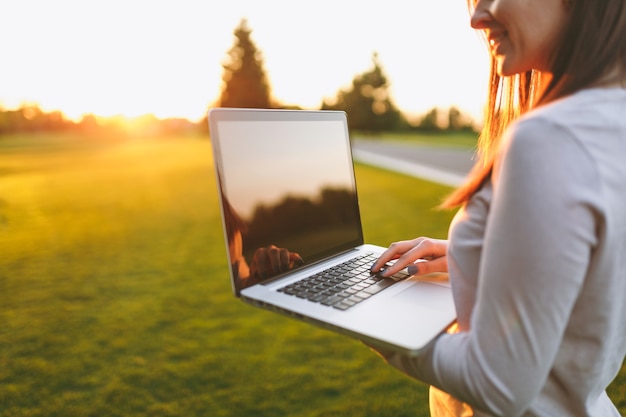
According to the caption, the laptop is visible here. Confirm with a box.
[209,107,456,355]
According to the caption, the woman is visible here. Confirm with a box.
[369,0,626,415]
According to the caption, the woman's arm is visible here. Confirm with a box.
[381,118,600,416]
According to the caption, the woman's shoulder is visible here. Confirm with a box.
[516,87,626,132]
[505,87,626,157]
[502,108,575,155]
[495,95,603,182]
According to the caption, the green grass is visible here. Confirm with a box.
[0,132,624,416]
[353,130,479,149]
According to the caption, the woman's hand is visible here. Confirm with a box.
[370,237,449,278]
[249,245,304,280]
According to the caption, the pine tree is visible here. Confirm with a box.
[322,52,405,132]
[447,106,475,132]
[419,107,440,131]
[218,19,272,108]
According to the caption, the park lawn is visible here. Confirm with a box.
[0,133,624,416]
[0,133,453,417]
[354,130,479,149]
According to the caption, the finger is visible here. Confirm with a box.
[415,238,448,260]
[379,254,418,277]
[378,239,435,277]
[278,248,289,272]
[407,256,448,276]
[267,247,282,274]
[370,239,421,272]
[393,238,448,273]
[289,252,304,268]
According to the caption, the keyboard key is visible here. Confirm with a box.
[277,252,397,311]
[363,279,395,295]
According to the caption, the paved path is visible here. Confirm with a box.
[351,138,477,187]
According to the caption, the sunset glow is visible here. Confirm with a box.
[1,0,489,123]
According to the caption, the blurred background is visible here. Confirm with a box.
[2,1,624,416]
[1,0,489,133]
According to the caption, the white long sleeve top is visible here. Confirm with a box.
[383,87,626,416]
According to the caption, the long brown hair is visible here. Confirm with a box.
[441,0,626,208]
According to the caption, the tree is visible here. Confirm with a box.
[322,52,405,132]
[418,107,441,131]
[218,19,272,109]
[448,106,475,131]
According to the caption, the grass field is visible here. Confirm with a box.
[1,132,624,416]
[354,130,479,149]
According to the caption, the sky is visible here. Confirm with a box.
[217,119,354,217]
[0,0,490,123]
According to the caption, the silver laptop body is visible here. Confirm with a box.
[209,107,456,355]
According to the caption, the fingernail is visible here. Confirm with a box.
[370,262,378,272]
[407,265,418,275]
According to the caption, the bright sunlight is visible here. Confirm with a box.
[1,0,489,123]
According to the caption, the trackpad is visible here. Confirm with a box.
[393,282,451,312]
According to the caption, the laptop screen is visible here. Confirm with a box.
[210,109,363,295]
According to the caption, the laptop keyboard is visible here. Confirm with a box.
[277,253,409,311]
